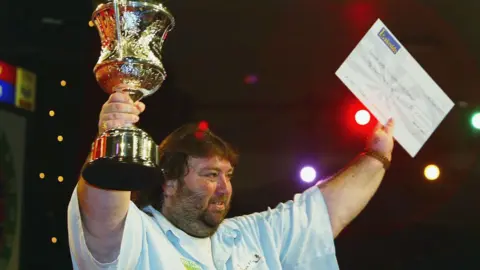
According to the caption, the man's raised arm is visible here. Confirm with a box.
[318,119,395,237]
[71,92,145,263]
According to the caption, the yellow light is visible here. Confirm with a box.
[424,164,440,181]
[88,20,95,27]
[57,135,64,142]
[51,237,57,244]
[39,173,45,179]
[58,176,64,183]
[49,110,55,117]
[60,80,67,87]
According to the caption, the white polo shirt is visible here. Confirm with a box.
[67,185,339,269]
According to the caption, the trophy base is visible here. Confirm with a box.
[82,158,159,191]
[82,126,160,191]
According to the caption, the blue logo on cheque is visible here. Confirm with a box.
[378,27,401,54]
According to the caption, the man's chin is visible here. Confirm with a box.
[204,211,226,227]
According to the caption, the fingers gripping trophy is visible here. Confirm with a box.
[82,0,175,191]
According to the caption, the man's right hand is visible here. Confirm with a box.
[98,92,146,134]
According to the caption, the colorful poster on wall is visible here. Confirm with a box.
[0,81,15,105]
[0,61,16,106]
[14,68,36,112]
[0,109,26,270]
[0,62,16,86]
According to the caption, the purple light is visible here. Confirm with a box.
[244,74,258,85]
[300,166,317,183]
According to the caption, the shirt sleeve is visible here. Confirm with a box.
[67,185,144,270]
[253,185,337,268]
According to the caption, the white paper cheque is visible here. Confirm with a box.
[335,19,455,157]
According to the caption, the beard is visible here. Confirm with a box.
[163,184,231,238]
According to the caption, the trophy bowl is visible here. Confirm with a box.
[82,0,174,191]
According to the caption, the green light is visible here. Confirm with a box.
[471,112,480,130]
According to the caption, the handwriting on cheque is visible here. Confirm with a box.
[363,51,442,115]
[361,51,443,139]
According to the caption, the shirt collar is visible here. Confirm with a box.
[143,205,241,268]
[142,205,241,242]
[142,205,186,241]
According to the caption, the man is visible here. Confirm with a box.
[68,92,395,269]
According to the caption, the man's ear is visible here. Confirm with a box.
[163,179,178,197]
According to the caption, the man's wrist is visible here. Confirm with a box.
[362,150,391,170]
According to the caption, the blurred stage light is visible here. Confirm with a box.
[49,110,55,117]
[51,237,57,244]
[355,109,370,125]
[39,173,45,179]
[424,164,440,181]
[198,120,209,131]
[58,176,64,183]
[88,21,95,27]
[195,121,209,139]
[57,135,64,142]
[471,112,480,130]
[60,80,67,87]
[300,166,317,183]
[344,2,375,28]
[244,74,258,85]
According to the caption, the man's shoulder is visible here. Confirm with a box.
[134,205,168,231]
[223,212,261,226]
[219,212,268,237]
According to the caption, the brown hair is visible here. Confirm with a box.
[132,122,238,211]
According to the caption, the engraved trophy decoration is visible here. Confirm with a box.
[82,0,175,190]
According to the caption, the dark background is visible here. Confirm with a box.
[1,0,480,269]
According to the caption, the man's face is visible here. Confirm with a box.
[162,156,233,238]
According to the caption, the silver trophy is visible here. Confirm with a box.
[82,0,175,190]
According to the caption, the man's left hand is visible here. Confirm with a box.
[366,118,395,161]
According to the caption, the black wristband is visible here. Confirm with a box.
[363,151,391,170]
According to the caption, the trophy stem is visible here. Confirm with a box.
[121,89,144,102]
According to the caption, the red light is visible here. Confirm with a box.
[344,3,375,28]
[355,110,370,125]
[194,131,205,139]
[198,121,209,131]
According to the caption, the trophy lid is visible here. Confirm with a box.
[92,0,175,31]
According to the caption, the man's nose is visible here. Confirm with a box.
[215,174,229,194]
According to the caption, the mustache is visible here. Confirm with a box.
[209,195,229,204]
[179,187,229,207]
